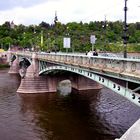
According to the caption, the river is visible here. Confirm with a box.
[0,68,140,140]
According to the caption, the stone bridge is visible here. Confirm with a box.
[7,51,140,140]
[7,51,140,107]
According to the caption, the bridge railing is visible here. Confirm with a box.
[11,51,32,58]
[37,53,140,76]
[13,51,140,82]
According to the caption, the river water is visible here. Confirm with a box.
[0,68,140,140]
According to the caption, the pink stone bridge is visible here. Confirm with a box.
[7,51,140,140]
[7,51,140,107]
[8,52,102,94]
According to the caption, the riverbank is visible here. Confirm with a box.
[0,52,9,68]
[0,64,9,68]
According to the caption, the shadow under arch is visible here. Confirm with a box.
[39,65,140,107]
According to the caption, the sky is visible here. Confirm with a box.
[0,0,139,26]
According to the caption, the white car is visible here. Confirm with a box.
[100,53,118,57]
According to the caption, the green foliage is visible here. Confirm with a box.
[0,20,140,52]
[0,64,9,68]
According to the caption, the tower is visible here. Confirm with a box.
[10,21,15,29]
[54,11,58,26]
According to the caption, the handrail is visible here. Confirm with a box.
[12,51,140,83]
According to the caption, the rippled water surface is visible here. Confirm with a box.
[0,68,140,140]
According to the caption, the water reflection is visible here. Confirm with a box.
[90,88,140,138]
[19,90,102,140]
[0,69,140,140]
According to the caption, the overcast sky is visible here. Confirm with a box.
[0,0,139,25]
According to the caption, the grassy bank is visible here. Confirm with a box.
[0,64,9,68]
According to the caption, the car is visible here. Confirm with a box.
[100,53,118,57]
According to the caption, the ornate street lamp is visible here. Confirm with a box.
[123,0,129,58]
[54,11,58,53]
[102,16,108,52]
[40,30,44,51]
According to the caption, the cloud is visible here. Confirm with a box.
[0,0,139,25]
[0,0,47,10]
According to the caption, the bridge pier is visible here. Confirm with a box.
[17,76,49,93]
[17,70,102,94]
[16,52,102,94]
[8,55,20,74]
[17,53,49,93]
[71,74,102,92]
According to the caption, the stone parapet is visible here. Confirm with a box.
[115,118,140,140]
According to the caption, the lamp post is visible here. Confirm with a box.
[54,11,58,53]
[23,32,26,51]
[32,25,36,51]
[123,0,128,58]
[102,16,108,52]
[46,33,50,52]
[41,30,44,51]
[90,35,96,51]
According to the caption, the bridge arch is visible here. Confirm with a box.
[39,65,140,107]
[11,54,16,62]
[10,54,32,68]
[19,57,31,68]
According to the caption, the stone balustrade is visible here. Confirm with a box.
[12,51,140,84]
